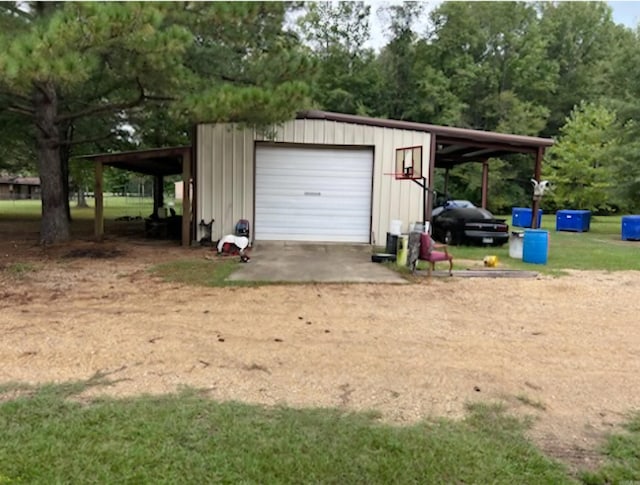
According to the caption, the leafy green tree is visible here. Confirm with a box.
[428,1,556,133]
[425,2,555,208]
[538,1,620,134]
[296,1,380,115]
[0,113,35,174]
[0,2,309,244]
[179,2,310,124]
[544,101,617,211]
[602,28,640,211]
[374,2,425,120]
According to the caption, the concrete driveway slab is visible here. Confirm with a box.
[227,242,407,283]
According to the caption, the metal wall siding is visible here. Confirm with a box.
[197,119,431,243]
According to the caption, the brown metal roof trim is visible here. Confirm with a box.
[297,110,553,149]
[80,146,191,163]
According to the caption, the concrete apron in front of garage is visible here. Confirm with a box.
[227,242,407,284]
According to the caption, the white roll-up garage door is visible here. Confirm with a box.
[255,145,373,242]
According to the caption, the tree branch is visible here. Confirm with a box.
[6,105,35,118]
[56,77,175,123]
[144,94,178,102]
[0,3,33,21]
[218,73,256,86]
[0,90,31,103]
[59,132,115,148]
[56,93,145,123]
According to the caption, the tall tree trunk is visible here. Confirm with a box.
[34,80,70,244]
[77,187,88,208]
[60,121,74,221]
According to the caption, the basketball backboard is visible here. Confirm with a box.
[395,146,423,180]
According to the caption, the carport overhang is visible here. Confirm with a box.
[297,111,554,227]
[81,146,193,246]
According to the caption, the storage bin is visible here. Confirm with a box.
[512,207,543,228]
[621,215,640,241]
[556,210,591,232]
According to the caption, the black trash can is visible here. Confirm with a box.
[385,232,399,254]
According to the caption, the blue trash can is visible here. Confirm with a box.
[523,229,549,264]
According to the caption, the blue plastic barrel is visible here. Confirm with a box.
[523,229,549,264]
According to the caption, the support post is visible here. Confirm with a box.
[531,147,544,229]
[181,150,191,247]
[443,167,450,198]
[153,175,164,216]
[426,135,436,224]
[94,161,104,241]
[481,160,489,209]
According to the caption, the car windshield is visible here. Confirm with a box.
[444,200,475,209]
[433,200,479,218]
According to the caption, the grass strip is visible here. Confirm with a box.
[0,383,572,484]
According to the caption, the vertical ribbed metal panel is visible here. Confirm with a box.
[197,119,431,244]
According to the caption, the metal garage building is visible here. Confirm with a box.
[196,114,430,245]
[85,111,552,246]
[195,110,552,245]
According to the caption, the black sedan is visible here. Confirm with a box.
[431,200,509,246]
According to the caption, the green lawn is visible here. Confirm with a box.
[0,196,161,220]
[3,200,639,272]
[1,379,638,484]
[447,214,640,273]
[0,380,573,484]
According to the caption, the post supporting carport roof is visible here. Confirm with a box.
[481,160,489,209]
[530,146,545,229]
[426,133,436,224]
[94,161,104,241]
[181,149,191,247]
[83,146,192,246]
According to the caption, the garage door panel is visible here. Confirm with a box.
[255,146,373,242]
[256,191,372,204]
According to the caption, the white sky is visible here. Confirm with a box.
[364,1,640,51]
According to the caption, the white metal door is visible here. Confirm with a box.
[255,145,373,242]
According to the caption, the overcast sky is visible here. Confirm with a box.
[364,1,640,50]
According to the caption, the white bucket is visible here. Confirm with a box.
[389,219,402,236]
[509,231,524,259]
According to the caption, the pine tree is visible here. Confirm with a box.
[0,2,309,244]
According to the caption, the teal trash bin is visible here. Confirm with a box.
[523,229,549,264]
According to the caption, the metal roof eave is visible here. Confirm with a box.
[297,110,553,151]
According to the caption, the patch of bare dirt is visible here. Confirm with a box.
[1,231,639,471]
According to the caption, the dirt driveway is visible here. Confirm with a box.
[1,236,639,470]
